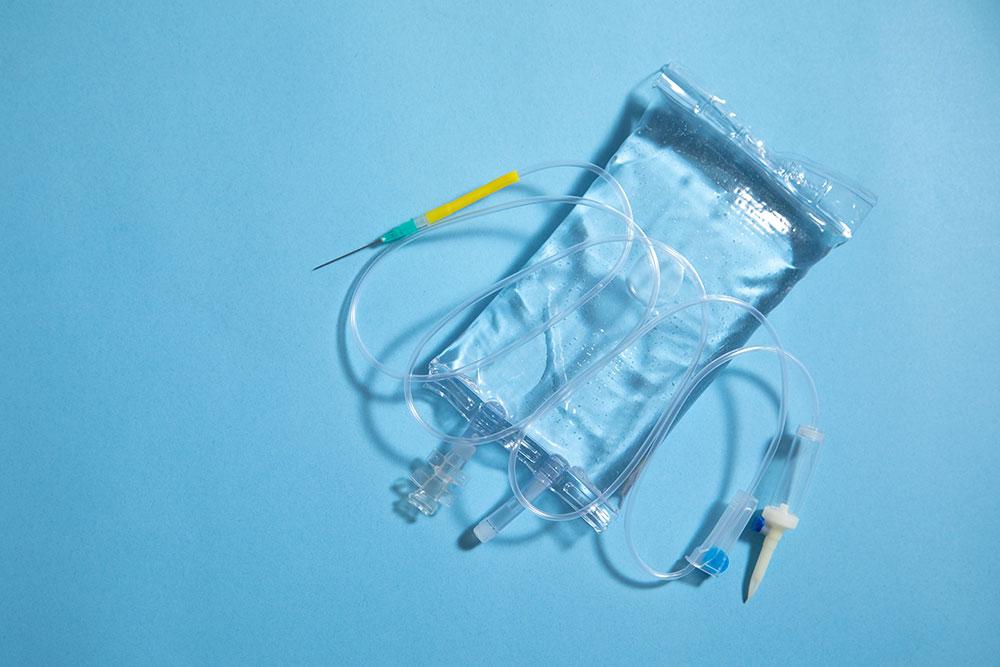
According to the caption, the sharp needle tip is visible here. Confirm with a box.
[311,240,378,272]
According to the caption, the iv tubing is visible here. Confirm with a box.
[623,345,819,580]
[347,162,656,382]
[342,161,817,581]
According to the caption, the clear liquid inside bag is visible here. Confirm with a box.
[426,65,874,530]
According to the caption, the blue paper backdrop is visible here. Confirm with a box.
[3,2,999,663]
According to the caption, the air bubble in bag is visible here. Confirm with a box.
[427,65,875,531]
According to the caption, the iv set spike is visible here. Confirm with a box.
[682,422,823,603]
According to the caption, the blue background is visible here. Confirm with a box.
[3,1,999,663]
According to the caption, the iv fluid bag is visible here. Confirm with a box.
[428,65,874,529]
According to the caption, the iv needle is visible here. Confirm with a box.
[311,239,379,271]
[310,170,522,273]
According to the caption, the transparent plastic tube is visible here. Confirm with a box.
[344,160,817,583]
[622,345,820,580]
[429,65,873,509]
[347,163,696,449]
[336,60,876,586]
[347,163,660,383]
[504,294,788,523]
[401,236,707,447]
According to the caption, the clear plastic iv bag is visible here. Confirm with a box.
[426,65,874,531]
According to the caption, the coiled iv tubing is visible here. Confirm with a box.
[344,161,818,580]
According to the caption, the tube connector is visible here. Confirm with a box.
[686,490,757,576]
[408,442,475,516]
[473,455,567,544]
